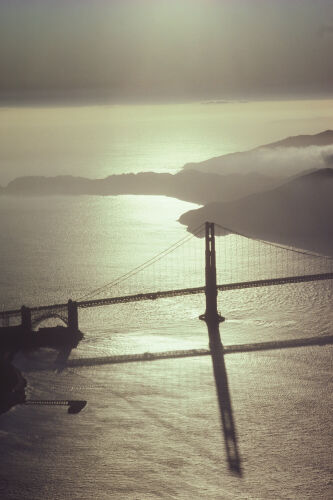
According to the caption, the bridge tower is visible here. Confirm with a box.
[200,222,224,342]
[67,299,79,331]
[21,305,32,330]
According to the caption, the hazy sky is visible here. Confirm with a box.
[1,0,333,102]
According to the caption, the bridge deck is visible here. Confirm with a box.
[78,272,333,309]
[1,272,332,319]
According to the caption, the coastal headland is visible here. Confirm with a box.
[1,131,332,255]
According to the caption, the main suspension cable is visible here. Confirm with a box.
[77,223,205,301]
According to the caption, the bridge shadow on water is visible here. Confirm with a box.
[206,323,242,476]
[51,334,333,370]
[212,336,242,476]
[62,333,332,476]
[16,334,333,475]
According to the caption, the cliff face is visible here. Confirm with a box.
[179,169,333,255]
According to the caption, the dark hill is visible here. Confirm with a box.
[179,168,333,255]
[261,130,333,149]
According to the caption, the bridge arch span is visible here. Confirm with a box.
[32,312,69,329]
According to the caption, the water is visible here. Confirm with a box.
[0,102,333,499]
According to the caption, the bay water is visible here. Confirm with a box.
[0,101,332,499]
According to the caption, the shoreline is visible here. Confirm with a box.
[0,350,27,415]
[0,327,83,415]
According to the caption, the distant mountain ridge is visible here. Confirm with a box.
[2,131,333,203]
[257,130,333,149]
[1,170,278,204]
[183,130,333,177]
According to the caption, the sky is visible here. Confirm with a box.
[0,0,333,103]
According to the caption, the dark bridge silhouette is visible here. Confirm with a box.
[2,275,332,327]
[2,220,332,333]
[1,222,332,474]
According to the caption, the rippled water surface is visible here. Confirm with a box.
[0,193,332,499]
[0,100,333,498]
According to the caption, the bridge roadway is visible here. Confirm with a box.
[78,272,333,308]
[1,272,332,319]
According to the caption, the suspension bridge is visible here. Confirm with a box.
[1,221,332,474]
[0,223,333,330]
[1,222,332,330]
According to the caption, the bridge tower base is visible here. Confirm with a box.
[68,300,79,331]
[21,306,32,330]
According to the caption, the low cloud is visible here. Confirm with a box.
[324,153,333,166]
[189,145,333,179]
[253,145,333,177]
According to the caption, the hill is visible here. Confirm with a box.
[2,170,277,205]
[179,168,333,255]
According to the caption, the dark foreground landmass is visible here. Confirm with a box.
[0,326,83,414]
[0,351,26,415]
